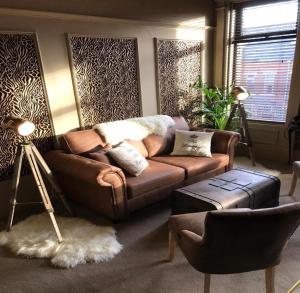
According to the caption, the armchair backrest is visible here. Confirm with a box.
[200,203,300,273]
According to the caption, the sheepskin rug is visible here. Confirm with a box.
[0,213,122,269]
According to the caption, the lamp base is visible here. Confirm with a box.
[225,101,255,166]
[7,142,72,243]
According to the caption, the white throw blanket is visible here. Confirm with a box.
[93,115,175,145]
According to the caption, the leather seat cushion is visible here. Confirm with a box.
[150,153,229,178]
[126,160,185,198]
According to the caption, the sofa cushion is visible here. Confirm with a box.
[171,130,213,157]
[126,159,185,198]
[143,116,190,157]
[61,129,105,154]
[150,153,229,178]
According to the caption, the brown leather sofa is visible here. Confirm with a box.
[45,116,240,220]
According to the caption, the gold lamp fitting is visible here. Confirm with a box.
[232,86,249,101]
[1,116,36,136]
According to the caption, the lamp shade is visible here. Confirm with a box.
[232,86,249,101]
[2,116,35,136]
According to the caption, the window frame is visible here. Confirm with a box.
[227,0,299,123]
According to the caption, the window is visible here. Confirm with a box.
[228,0,299,122]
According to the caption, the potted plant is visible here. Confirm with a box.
[191,75,237,130]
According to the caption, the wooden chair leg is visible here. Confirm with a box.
[168,231,176,262]
[288,279,300,293]
[204,274,211,293]
[265,267,275,293]
[288,172,297,196]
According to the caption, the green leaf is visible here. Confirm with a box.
[190,74,238,129]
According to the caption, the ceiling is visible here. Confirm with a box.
[0,0,216,26]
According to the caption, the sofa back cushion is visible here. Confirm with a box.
[143,116,190,157]
[60,129,106,154]
[126,140,148,158]
[60,116,187,157]
[60,129,149,157]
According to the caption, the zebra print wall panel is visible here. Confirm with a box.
[0,32,54,181]
[155,38,202,117]
[67,35,142,127]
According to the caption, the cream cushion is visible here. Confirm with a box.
[171,130,213,157]
[108,141,149,176]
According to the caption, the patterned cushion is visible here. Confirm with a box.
[108,141,149,176]
[171,130,213,157]
[88,144,113,165]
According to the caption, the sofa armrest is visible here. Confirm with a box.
[191,127,241,170]
[44,150,127,220]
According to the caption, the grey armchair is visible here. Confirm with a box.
[168,203,300,293]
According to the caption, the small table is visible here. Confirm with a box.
[171,169,280,215]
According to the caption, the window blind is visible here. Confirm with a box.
[230,0,298,122]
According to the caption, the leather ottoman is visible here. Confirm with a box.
[171,169,280,214]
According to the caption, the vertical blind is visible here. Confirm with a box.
[230,0,299,122]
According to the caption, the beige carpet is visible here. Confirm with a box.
[233,156,281,176]
[0,156,299,293]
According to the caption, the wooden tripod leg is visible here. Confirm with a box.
[7,146,24,231]
[239,103,256,166]
[288,279,300,293]
[48,212,63,243]
[168,231,176,262]
[24,144,63,243]
[288,172,297,196]
[225,103,238,130]
[248,147,256,167]
[30,142,72,216]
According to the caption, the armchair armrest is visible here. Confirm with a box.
[191,127,241,170]
[44,150,127,220]
[179,230,204,244]
[177,230,205,268]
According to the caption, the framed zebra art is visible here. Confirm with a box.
[0,32,54,181]
[154,38,203,118]
[66,35,142,127]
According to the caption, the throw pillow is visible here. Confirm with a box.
[171,130,213,157]
[88,144,113,165]
[108,141,149,176]
[89,152,112,165]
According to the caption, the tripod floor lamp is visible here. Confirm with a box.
[225,86,256,166]
[2,116,72,243]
